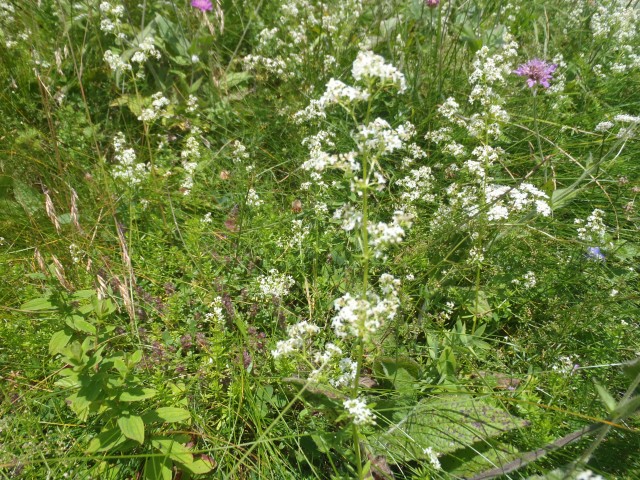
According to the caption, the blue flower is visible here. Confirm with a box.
[586,247,605,262]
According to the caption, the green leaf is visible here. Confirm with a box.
[87,428,127,453]
[65,315,96,334]
[129,349,143,365]
[21,296,54,311]
[49,330,72,355]
[183,458,215,474]
[117,415,145,444]
[594,381,617,412]
[373,356,421,394]
[151,436,194,465]
[144,456,172,480]
[612,395,640,420]
[13,179,43,215]
[144,407,192,424]
[367,396,528,463]
[443,441,521,477]
[120,387,157,402]
[622,356,640,383]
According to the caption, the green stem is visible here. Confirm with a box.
[532,90,547,183]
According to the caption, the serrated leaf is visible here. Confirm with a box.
[49,330,72,355]
[21,297,54,311]
[367,396,528,464]
[117,415,145,444]
[120,387,157,402]
[144,456,172,480]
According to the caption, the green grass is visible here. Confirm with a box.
[1,0,639,478]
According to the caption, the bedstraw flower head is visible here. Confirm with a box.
[514,58,557,88]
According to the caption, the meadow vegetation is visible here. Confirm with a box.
[0,0,639,478]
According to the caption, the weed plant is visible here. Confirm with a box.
[1,0,639,478]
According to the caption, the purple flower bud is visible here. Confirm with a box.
[514,58,558,88]
[425,0,440,6]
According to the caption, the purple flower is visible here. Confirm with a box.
[514,58,558,88]
[586,246,605,262]
[425,0,440,6]
[191,0,213,11]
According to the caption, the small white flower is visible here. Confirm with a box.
[343,397,375,425]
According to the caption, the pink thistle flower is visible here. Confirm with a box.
[514,58,558,88]
[425,0,440,6]
[191,0,213,11]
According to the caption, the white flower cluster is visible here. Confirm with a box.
[575,208,607,243]
[513,271,537,289]
[575,470,604,480]
[595,121,614,132]
[367,211,414,258]
[257,269,294,299]
[243,54,292,79]
[131,35,161,64]
[352,50,407,93]
[294,52,407,123]
[179,134,201,195]
[204,296,225,325]
[99,2,124,34]
[104,50,131,73]
[590,2,640,74]
[422,447,441,470]
[396,166,436,203]
[111,132,148,186]
[231,140,250,164]
[186,95,198,113]
[343,397,375,425]
[271,320,320,358]
[137,92,171,122]
[331,274,400,341]
[246,188,264,207]
[280,219,310,249]
[485,183,551,221]
[356,119,415,154]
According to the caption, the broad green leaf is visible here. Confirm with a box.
[21,297,54,311]
[49,330,72,355]
[220,71,252,89]
[72,289,97,300]
[183,458,215,474]
[144,456,172,480]
[65,315,96,334]
[120,388,157,402]
[13,179,43,215]
[153,407,191,423]
[151,437,194,465]
[443,441,521,477]
[373,357,420,394]
[367,396,528,464]
[117,415,145,444]
[129,349,143,365]
[87,428,127,453]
